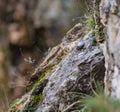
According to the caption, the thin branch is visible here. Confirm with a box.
[84,0,90,11]
[62,100,82,112]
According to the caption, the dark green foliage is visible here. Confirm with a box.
[22,104,35,112]
[95,27,104,37]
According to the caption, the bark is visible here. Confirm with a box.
[100,0,120,98]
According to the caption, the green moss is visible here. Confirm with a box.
[12,110,20,112]
[22,94,43,112]
[111,6,119,14]
[23,104,35,112]
[35,65,54,84]
[93,27,104,43]
[95,28,104,36]
[85,14,95,29]
[28,65,54,91]
[25,65,54,110]
[30,94,43,102]
[10,98,20,108]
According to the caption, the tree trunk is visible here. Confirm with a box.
[100,0,120,98]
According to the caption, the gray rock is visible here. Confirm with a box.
[9,26,105,112]
[35,31,105,112]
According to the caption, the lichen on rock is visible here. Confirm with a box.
[9,22,105,111]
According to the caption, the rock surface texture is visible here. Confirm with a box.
[100,0,120,98]
[8,0,120,111]
[0,1,86,106]
[9,24,105,112]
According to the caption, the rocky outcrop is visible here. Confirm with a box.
[0,1,87,108]
[9,23,105,112]
[8,0,120,111]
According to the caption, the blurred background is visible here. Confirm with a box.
[0,0,87,111]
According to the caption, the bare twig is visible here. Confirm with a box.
[62,100,82,112]
[84,0,90,11]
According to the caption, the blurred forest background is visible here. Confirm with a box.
[0,0,87,111]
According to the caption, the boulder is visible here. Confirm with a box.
[9,24,105,112]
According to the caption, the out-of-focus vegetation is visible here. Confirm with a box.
[65,83,120,112]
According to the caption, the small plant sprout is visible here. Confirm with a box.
[111,6,119,14]
[24,56,35,64]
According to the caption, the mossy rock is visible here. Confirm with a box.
[27,65,54,91]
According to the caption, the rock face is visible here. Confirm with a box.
[0,0,87,108]
[0,0,86,111]
[9,24,105,112]
[100,0,120,98]
[36,32,105,112]
[8,0,120,111]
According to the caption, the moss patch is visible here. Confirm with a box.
[94,27,104,43]
[27,65,54,91]
[111,6,119,15]
[33,65,53,87]
[85,14,95,29]
[22,94,43,112]
[30,94,43,102]
[10,98,20,108]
